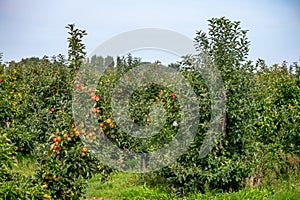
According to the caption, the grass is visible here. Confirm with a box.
[86,172,176,200]
[86,172,300,200]
[187,188,300,200]
[10,153,39,177]
[10,156,300,199]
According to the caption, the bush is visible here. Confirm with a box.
[0,132,43,199]
[0,56,73,154]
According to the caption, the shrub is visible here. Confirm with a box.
[0,132,44,199]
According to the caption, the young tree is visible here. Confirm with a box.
[0,53,4,74]
[195,17,250,74]
[194,17,253,142]
[161,17,256,193]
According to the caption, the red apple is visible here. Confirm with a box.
[53,145,60,150]
[171,93,177,99]
[92,107,99,113]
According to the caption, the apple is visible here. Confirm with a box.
[91,95,100,101]
[75,84,80,91]
[82,147,87,153]
[88,88,93,93]
[75,131,80,137]
[95,96,100,101]
[109,122,115,128]
[106,118,112,124]
[53,136,61,143]
[92,107,99,113]
[44,193,51,199]
[79,83,84,90]
[171,92,177,99]
[53,145,60,150]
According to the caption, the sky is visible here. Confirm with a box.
[0,0,299,66]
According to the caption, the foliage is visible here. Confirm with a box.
[0,133,44,199]
[66,24,87,73]
[34,24,102,200]
[0,133,16,183]
[0,17,299,199]
[0,25,106,200]
[0,56,74,154]
[248,60,300,187]
[151,17,255,194]
[253,61,300,156]
[146,17,299,194]
[0,173,44,200]
[95,61,181,156]
[82,17,300,195]
[0,75,43,200]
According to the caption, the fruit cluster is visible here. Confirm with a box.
[51,125,82,155]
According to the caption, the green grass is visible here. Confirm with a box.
[9,155,300,199]
[86,172,300,200]
[187,188,300,200]
[86,172,176,200]
[10,154,39,177]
